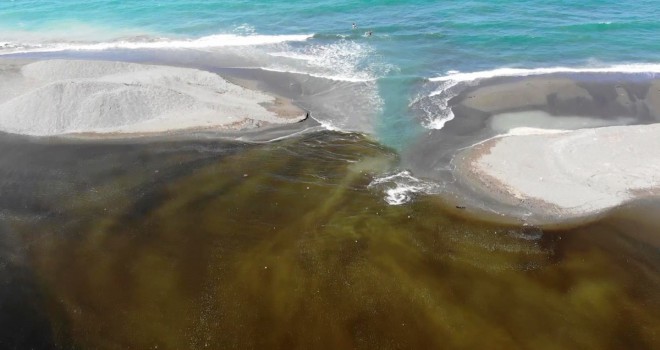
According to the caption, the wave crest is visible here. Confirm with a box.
[0,33,314,55]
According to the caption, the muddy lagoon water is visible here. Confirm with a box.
[0,131,658,349]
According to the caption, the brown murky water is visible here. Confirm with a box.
[0,132,658,349]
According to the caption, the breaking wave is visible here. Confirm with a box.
[0,33,314,55]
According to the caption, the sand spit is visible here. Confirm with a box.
[0,59,307,136]
[455,123,660,220]
[401,75,660,223]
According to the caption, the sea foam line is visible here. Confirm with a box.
[422,64,660,130]
[430,63,660,83]
[0,33,314,55]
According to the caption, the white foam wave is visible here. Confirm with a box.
[0,33,313,55]
[411,78,464,130]
[266,39,394,82]
[369,171,442,205]
[421,63,660,130]
[430,64,660,83]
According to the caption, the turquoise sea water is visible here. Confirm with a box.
[3,0,660,70]
[2,0,660,148]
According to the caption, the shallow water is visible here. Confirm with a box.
[1,132,658,349]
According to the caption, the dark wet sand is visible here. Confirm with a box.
[0,132,658,349]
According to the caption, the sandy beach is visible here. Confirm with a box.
[0,59,308,138]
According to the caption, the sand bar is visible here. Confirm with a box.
[0,59,307,137]
[455,124,660,220]
[403,74,660,223]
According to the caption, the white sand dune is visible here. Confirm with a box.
[0,59,306,136]
[456,123,660,219]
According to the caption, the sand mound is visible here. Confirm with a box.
[455,123,660,220]
[0,59,306,136]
